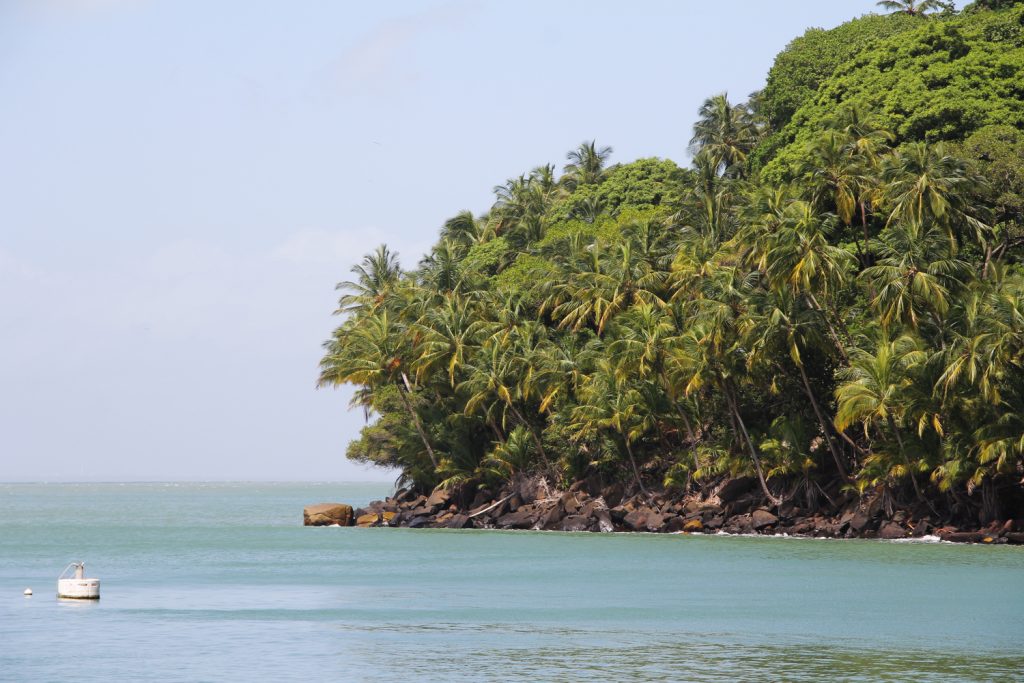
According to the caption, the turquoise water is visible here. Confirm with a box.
[1,483,1022,682]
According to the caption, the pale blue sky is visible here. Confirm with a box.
[1,0,888,481]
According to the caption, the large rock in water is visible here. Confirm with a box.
[304,503,353,526]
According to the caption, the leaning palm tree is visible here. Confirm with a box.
[875,0,946,15]
[319,309,439,469]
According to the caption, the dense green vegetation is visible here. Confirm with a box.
[761,1,1024,180]
[320,2,1024,522]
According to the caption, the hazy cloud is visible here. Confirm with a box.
[273,228,431,270]
[334,1,479,96]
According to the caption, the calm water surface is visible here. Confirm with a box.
[1,482,1021,681]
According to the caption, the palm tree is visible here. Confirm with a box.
[609,303,702,468]
[834,333,930,499]
[875,0,946,15]
[668,264,784,506]
[690,93,760,177]
[547,240,666,336]
[800,123,889,265]
[460,329,554,472]
[440,210,491,247]
[571,360,653,496]
[738,192,854,360]
[742,286,851,481]
[418,239,468,294]
[860,222,971,331]
[882,142,990,245]
[335,245,402,314]
[563,140,613,189]
[319,309,439,469]
[413,292,481,388]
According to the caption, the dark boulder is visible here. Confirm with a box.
[403,495,427,511]
[789,518,814,535]
[716,477,756,504]
[425,489,451,512]
[446,514,474,529]
[703,515,724,530]
[470,489,493,510]
[878,521,908,539]
[645,512,669,533]
[561,515,593,532]
[393,488,416,505]
[560,492,582,515]
[579,499,600,519]
[601,482,625,508]
[623,507,653,532]
[730,513,755,534]
[497,508,537,529]
[570,473,604,498]
[539,504,564,530]
[407,516,432,529]
[666,516,687,533]
[751,509,778,530]
[729,493,761,516]
[849,510,876,533]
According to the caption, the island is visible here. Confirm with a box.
[316,0,1024,542]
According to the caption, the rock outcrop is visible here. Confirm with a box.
[303,503,353,526]
[302,476,1024,544]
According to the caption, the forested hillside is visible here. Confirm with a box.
[320,1,1024,526]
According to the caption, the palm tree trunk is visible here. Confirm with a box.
[623,438,650,497]
[679,410,701,473]
[860,200,871,268]
[488,417,506,445]
[807,293,850,363]
[398,374,438,469]
[796,361,850,481]
[724,383,782,506]
[509,403,551,471]
[980,477,1000,524]
[884,413,931,510]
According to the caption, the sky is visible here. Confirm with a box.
[0,0,888,482]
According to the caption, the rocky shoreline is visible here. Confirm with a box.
[304,476,1024,545]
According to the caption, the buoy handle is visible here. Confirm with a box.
[58,562,84,580]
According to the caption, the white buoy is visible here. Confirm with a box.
[23,588,32,596]
[57,562,100,600]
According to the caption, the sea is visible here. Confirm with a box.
[1,482,1021,682]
